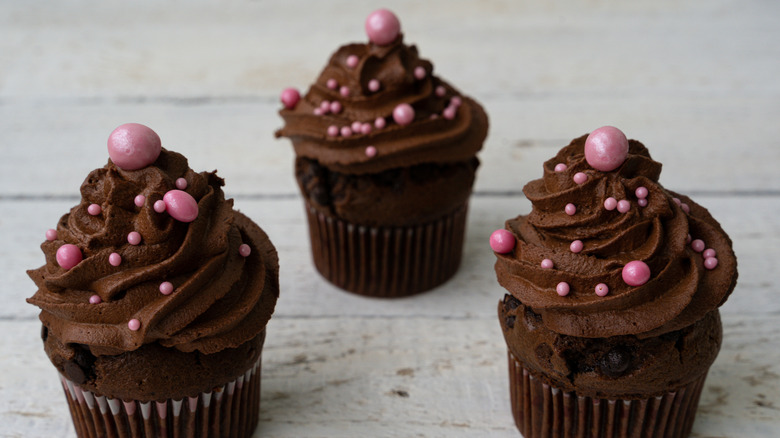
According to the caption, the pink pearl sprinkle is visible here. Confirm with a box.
[489,229,516,254]
[450,96,462,107]
[604,197,618,211]
[375,117,386,129]
[435,85,446,97]
[393,103,415,126]
[638,198,648,207]
[45,229,58,241]
[87,203,102,216]
[346,54,359,68]
[442,106,457,120]
[365,146,377,158]
[635,186,649,199]
[329,101,342,114]
[365,9,401,45]
[340,126,353,137]
[622,260,651,286]
[56,244,82,270]
[681,203,690,214]
[565,203,577,216]
[109,252,122,267]
[134,194,146,207]
[313,108,323,116]
[556,282,570,297]
[691,239,705,252]
[89,295,102,304]
[154,200,166,213]
[570,240,584,253]
[617,200,631,213]
[540,259,554,269]
[326,78,338,90]
[175,178,187,190]
[595,283,609,297]
[368,79,381,92]
[573,172,588,184]
[414,66,426,80]
[360,123,372,135]
[351,121,362,132]
[163,190,199,223]
[239,244,252,257]
[554,163,568,172]
[280,88,300,109]
[128,319,141,331]
[327,125,339,137]
[319,101,331,114]
[704,257,719,270]
[672,197,682,206]
[159,281,174,296]
[686,234,692,244]
[339,86,350,97]
[127,231,142,245]
[584,126,629,172]
[703,248,717,259]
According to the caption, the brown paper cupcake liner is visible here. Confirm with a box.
[59,356,262,438]
[305,202,468,297]
[507,351,708,438]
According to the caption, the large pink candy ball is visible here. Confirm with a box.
[393,103,415,126]
[490,229,516,254]
[107,123,162,171]
[365,9,401,45]
[163,190,199,223]
[584,126,629,172]
[56,244,83,270]
[280,88,300,109]
[622,260,651,286]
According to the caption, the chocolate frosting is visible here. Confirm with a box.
[275,35,488,174]
[28,149,279,357]
[494,135,737,339]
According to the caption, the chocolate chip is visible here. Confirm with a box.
[505,315,516,329]
[63,344,96,385]
[40,325,48,342]
[599,347,632,377]
[503,294,521,311]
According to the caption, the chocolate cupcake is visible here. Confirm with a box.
[27,124,279,438]
[275,9,489,297]
[490,127,737,437]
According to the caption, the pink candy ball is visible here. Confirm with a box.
[163,190,199,223]
[595,283,609,297]
[109,252,122,267]
[573,172,588,184]
[375,117,387,129]
[239,244,252,257]
[704,257,719,270]
[570,240,584,253]
[346,55,359,68]
[635,186,649,199]
[691,239,705,253]
[442,106,457,120]
[159,281,174,295]
[365,9,401,45]
[638,198,648,207]
[87,203,102,216]
[107,123,162,171]
[175,178,187,190]
[703,248,717,259]
[540,259,554,269]
[565,203,577,216]
[554,163,568,172]
[365,146,377,158]
[128,319,141,331]
[490,229,516,254]
[134,194,146,207]
[89,295,102,304]
[622,260,651,286]
[56,244,83,270]
[584,126,629,172]
[368,79,381,92]
[393,103,415,126]
[414,66,427,80]
[604,197,618,211]
[617,200,631,213]
[280,88,300,109]
[556,282,570,297]
[154,200,166,213]
[127,231,142,245]
[45,229,58,241]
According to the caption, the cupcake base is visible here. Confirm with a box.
[507,351,708,438]
[59,356,262,438]
[305,201,468,297]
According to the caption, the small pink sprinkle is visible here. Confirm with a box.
[573,172,588,184]
[175,178,187,190]
[622,260,651,286]
[330,101,342,114]
[326,78,338,90]
[554,163,568,172]
[703,248,717,259]
[435,85,446,97]
[134,195,146,207]
[89,295,102,304]
[442,106,457,120]
[638,198,648,207]
[604,197,618,211]
[56,244,82,270]
[375,117,386,129]
[159,281,174,295]
[489,229,516,254]
[704,257,719,270]
[127,231,142,245]
[565,203,577,216]
[154,200,166,213]
[540,259,554,269]
[313,108,322,116]
[351,121,362,132]
[280,88,300,110]
[595,283,609,297]
[450,96,462,107]
[360,123,372,135]
[414,66,426,80]
[109,252,122,267]
[686,234,692,244]
[87,203,102,216]
[319,101,331,114]
[365,146,377,158]
[327,125,339,137]
[673,197,682,206]
[635,187,649,199]
[346,55,359,68]
[340,86,350,97]
[681,203,690,214]
[340,126,353,137]
[45,229,58,241]
[430,114,439,120]
[393,103,415,126]
[556,282,570,297]
[128,319,141,331]
[617,200,631,213]
[239,243,252,257]
[691,239,705,252]
[570,240,584,253]
[368,79,381,92]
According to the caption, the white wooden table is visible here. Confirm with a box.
[2,1,779,437]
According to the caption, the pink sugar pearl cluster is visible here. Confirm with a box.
[689,236,719,270]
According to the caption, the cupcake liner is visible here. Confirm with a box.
[305,201,468,297]
[507,351,708,438]
[59,356,262,438]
